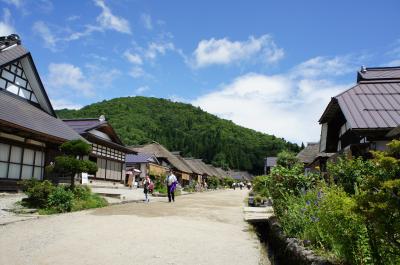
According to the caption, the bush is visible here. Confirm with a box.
[72,193,108,211]
[277,150,299,169]
[327,157,376,194]
[20,179,108,214]
[46,186,74,213]
[20,179,55,208]
[252,175,273,198]
[207,176,220,189]
[220,177,234,188]
[270,164,318,197]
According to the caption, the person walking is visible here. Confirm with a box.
[166,171,177,202]
[143,175,151,203]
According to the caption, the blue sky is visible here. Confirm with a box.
[1,0,400,144]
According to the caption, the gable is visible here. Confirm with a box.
[0,54,55,116]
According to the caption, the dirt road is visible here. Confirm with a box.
[0,190,270,265]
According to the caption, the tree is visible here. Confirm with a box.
[47,140,97,188]
[276,150,300,169]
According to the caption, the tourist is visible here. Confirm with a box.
[232,182,236,190]
[143,175,152,202]
[166,171,177,202]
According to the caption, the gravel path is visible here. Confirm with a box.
[0,190,270,265]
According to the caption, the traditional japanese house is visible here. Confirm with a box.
[63,117,131,183]
[182,157,204,183]
[215,167,229,178]
[319,66,400,159]
[296,142,319,168]
[130,142,192,185]
[125,152,168,180]
[172,152,199,186]
[0,35,83,190]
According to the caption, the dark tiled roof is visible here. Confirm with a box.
[0,45,28,67]
[357,67,400,82]
[296,143,320,164]
[126,153,154,163]
[320,67,400,129]
[0,91,83,142]
[63,119,104,134]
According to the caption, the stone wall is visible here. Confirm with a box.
[254,217,335,265]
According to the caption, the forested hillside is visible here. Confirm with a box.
[56,97,299,174]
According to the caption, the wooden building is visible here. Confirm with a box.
[130,142,193,186]
[0,35,83,190]
[125,152,168,180]
[319,66,400,159]
[63,117,131,183]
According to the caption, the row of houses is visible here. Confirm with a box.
[267,65,400,172]
[126,142,252,187]
[0,35,251,190]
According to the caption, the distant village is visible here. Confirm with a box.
[1,33,399,190]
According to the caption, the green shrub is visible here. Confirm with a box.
[276,150,299,169]
[72,193,108,211]
[270,164,318,197]
[207,176,220,189]
[20,179,55,208]
[252,175,272,198]
[46,186,74,213]
[327,157,376,194]
[73,185,92,200]
[315,186,372,265]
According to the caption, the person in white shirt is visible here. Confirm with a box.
[165,171,178,202]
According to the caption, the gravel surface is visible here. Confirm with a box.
[0,190,270,265]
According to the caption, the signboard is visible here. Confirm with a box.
[81,172,89,184]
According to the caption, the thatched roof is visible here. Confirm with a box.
[130,143,192,174]
[183,158,204,175]
[205,164,223,178]
[215,167,229,178]
[296,142,320,164]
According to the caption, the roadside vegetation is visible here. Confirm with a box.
[20,179,107,214]
[252,140,400,265]
[19,140,107,214]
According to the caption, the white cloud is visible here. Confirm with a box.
[387,59,400,67]
[129,66,147,78]
[192,61,352,144]
[66,15,80,22]
[141,13,152,30]
[94,0,131,34]
[191,34,284,68]
[124,50,143,65]
[1,0,22,8]
[0,8,15,36]
[51,99,83,110]
[32,21,58,51]
[135,86,149,94]
[47,63,93,96]
[145,41,175,60]
[292,56,355,78]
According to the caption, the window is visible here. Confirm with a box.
[0,61,38,104]
[0,143,45,180]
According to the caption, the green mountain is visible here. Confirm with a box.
[56,97,299,174]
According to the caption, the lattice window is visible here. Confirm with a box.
[0,61,38,103]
